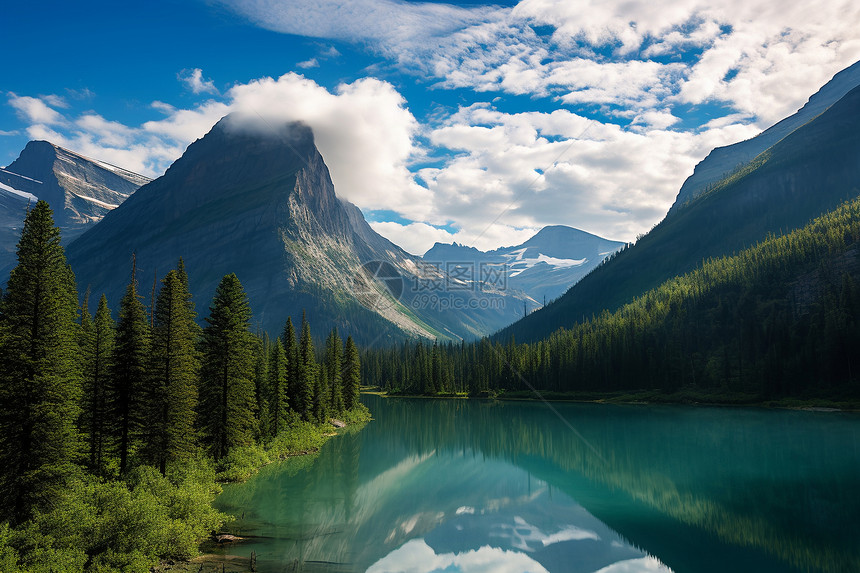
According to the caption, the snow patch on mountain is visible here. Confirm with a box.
[503,248,587,277]
[0,181,38,202]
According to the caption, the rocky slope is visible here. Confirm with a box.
[66,116,529,344]
[0,141,148,271]
[670,60,860,212]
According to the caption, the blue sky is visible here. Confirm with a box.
[2,0,859,254]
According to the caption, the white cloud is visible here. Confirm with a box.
[9,94,67,126]
[366,538,549,573]
[297,57,319,69]
[178,68,220,95]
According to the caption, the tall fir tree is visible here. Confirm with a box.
[0,200,81,524]
[343,335,361,411]
[145,268,199,474]
[325,328,344,416]
[253,333,270,441]
[266,339,290,438]
[313,367,329,423]
[283,317,300,414]
[198,274,257,460]
[80,293,115,475]
[110,255,150,474]
[296,311,316,421]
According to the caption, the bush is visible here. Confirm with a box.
[1,459,225,573]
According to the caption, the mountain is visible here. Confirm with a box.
[499,80,860,343]
[66,116,530,344]
[0,141,149,271]
[670,60,860,212]
[424,226,624,307]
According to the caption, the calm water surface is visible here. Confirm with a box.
[215,395,860,572]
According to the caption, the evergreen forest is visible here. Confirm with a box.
[0,201,368,572]
[363,197,860,405]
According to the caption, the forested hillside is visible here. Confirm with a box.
[364,196,860,403]
[500,84,860,343]
[0,201,368,572]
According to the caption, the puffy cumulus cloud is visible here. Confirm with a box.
[7,73,431,221]
[224,73,433,219]
[366,538,549,573]
[218,0,859,126]
[178,68,219,95]
[8,94,67,126]
[419,103,760,243]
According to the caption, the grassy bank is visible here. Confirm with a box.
[0,405,371,573]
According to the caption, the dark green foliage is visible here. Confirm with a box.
[313,366,330,423]
[0,459,224,572]
[503,85,860,343]
[80,294,115,475]
[325,328,344,415]
[343,336,361,410]
[110,261,150,474]
[198,274,257,460]
[0,200,81,524]
[368,197,860,402]
[266,338,290,438]
[295,312,315,420]
[283,317,302,414]
[145,268,200,474]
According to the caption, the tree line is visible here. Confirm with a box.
[363,196,860,402]
[0,200,362,528]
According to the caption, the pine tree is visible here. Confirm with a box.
[80,294,115,474]
[253,333,270,441]
[343,336,361,411]
[0,200,81,524]
[266,338,290,438]
[110,257,150,474]
[313,366,329,423]
[145,269,199,473]
[294,312,315,420]
[198,274,257,460]
[283,317,300,413]
[325,328,344,416]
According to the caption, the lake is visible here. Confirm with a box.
[214,395,860,572]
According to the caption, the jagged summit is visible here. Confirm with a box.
[65,115,529,343]
[0,139,147,273]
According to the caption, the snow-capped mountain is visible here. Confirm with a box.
[424,226,625,307]
[0,141,149,272]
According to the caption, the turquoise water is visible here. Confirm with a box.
[215,396,860,572]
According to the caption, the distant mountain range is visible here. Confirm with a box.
[500,66,860,342]
[424,226,624,307]
[0,141,149,272]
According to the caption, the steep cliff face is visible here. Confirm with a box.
[0,141,147,273]
[1,140,147,233]
[66,116,529,343]
[670,60,860,213]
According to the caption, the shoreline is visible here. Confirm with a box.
[379,389,859,412]
[158,408,373,572]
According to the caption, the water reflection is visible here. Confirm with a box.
[215,396,860,572]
